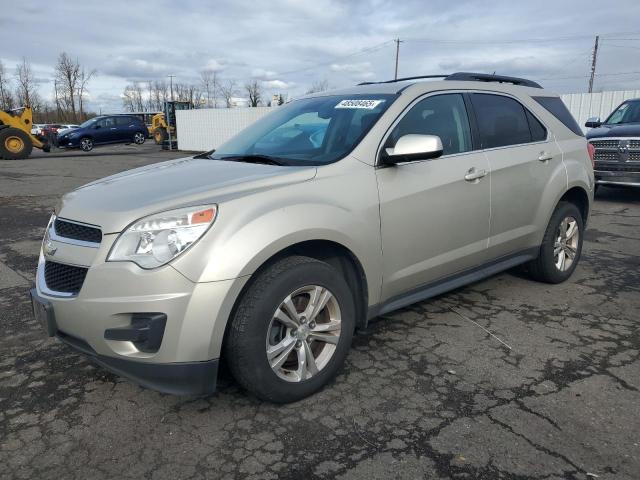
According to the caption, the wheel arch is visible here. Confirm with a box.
[559,186,590,225]
[218,239,370,364]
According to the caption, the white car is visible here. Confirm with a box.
[57,124,80,136]
[31,124,46,136]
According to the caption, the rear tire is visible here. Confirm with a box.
[0,128,33,159]
[133,131,146,145]
[154,127,167,145]
[527,201,584,284]
[225,255,356,403]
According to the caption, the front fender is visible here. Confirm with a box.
[171,157,383,303]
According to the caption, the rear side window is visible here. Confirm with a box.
[115,116,131,126]
[532,96,583,137]
[470,93,532,148]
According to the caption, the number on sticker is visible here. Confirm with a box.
[335,99,384,109]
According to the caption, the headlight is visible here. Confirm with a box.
[107,205,217,269]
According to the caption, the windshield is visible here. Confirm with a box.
[605,100,640,125]
[211,94,396,165]
[79,118,98,128]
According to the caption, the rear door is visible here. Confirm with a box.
[468,93,563,258]
[114,116,136,142]
[376,93,491,300]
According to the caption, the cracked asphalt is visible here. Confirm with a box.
[1,144,639,479]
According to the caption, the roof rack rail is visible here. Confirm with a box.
[357,72,542,89]
[445,72,542,89]
[358,75,448,86]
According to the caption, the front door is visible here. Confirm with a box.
[376,93,491,300]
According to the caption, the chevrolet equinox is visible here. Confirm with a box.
[30,72,594,403]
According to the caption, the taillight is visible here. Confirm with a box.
[587,142,595,167]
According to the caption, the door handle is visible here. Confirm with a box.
[110,127,117,130]
[538,152,553,162]
[464,168,487,182]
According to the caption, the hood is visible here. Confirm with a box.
[58,156,317,233]
[586,123,640,139]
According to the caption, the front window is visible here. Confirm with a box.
[79,118,98,128]
[212,94,396,165]
[605,100,640,125]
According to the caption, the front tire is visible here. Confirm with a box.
[225,256,356,403]
[527,201,584,284]
[80,137,94,152]
[0,128,33,159]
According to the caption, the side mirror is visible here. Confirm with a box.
[585,117,601,128]
[382,134,443,165]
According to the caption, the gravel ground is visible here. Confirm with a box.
[1,143,639,480]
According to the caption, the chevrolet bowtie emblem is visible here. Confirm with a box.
[44,240,57,256]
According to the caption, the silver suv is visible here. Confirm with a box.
[30,72,594,402]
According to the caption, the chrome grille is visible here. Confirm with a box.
[590,139,619,149]
[629,140,640,149]
[54,218,102,244]
[594,151,620,161]
[43,261,88,294]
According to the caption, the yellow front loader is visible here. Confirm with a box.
[0,107,49,159]
[149,112,172,145]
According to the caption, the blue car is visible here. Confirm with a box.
[57,115,149,152]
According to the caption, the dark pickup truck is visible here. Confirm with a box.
[586,99,640,189]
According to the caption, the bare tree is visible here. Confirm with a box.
[77,66,96,120]
[0,60,14,110]
[200,70,219,108]
[306,79,329,94]
[219,79,237,108]
[54,52,80,121]
[245,80,262,107]
[122,82,145,112]
[14,58,41,108]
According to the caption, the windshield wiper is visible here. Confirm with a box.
[215,154,288,166]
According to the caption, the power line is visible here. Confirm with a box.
[404,31,640,45]
[276,40,394,77]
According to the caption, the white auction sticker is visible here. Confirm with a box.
[335,99,384,109]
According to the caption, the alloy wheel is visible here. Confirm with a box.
[134,132,145,144]
[554,216,579,271]
[266,285,342,382]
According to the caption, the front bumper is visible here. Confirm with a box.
[33,231,248,394]
[594,170,640,187]
[31,288,219,395]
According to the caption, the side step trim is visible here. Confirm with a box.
[368,248,538,319]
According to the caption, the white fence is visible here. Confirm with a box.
[175,90,640,151]
[561,90,640,133]
[176,107,275,151]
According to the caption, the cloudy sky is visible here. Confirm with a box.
[2,0,640,113]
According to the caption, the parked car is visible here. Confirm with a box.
[40,124,64,137]
[57,115,148,151]
[30,72,593,402]
[31,123,46,136]
[56,124,80,136]
[585,98,640,189]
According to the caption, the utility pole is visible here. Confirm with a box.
[167,75,175,151]
[168,74,175,101]
[588,35,599,93]
[394,38,403,80]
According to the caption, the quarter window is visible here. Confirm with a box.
[526,110,547,142]
[387,93,472,156]
[471,94,539,148]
